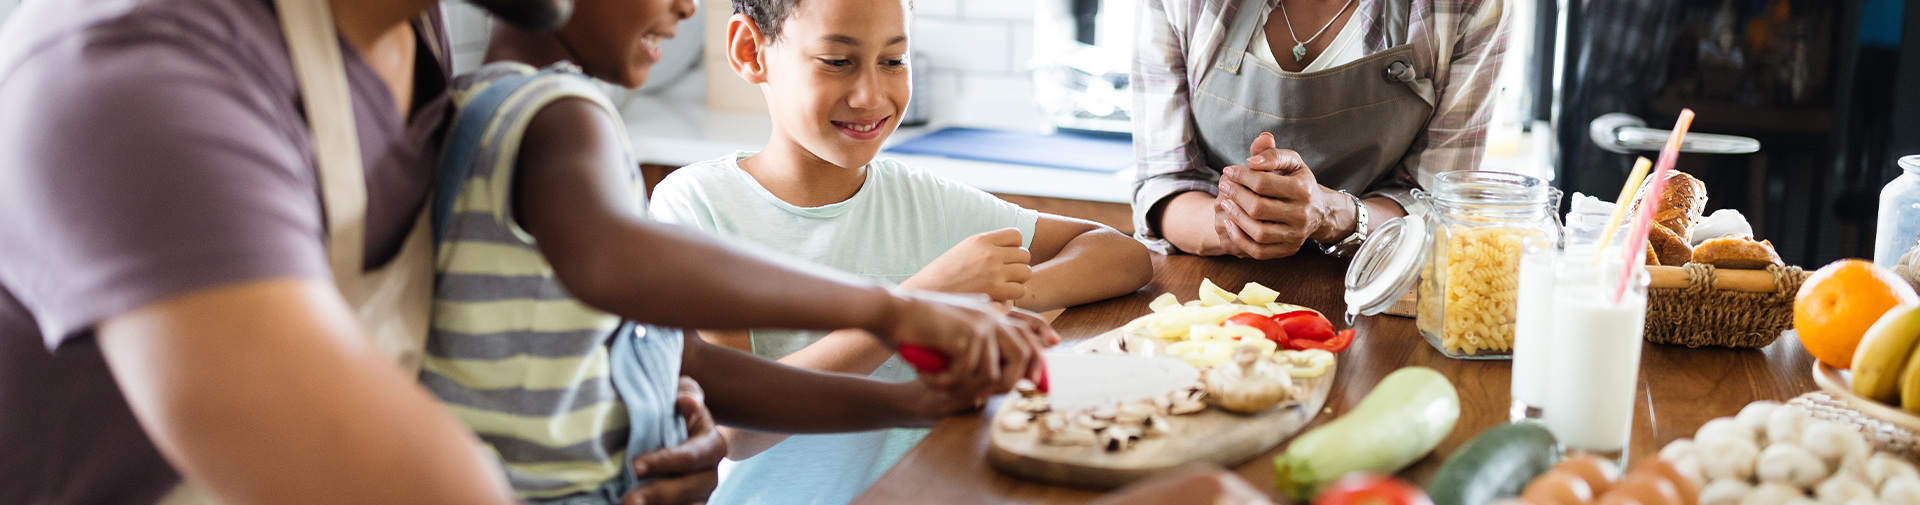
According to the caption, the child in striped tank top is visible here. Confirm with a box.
[424,0,1055,503]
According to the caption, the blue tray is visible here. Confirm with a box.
[884,127,1133,173]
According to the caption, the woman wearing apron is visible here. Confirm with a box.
[1132,0,1510,259]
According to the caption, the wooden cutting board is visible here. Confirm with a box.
[985,343,1337,490]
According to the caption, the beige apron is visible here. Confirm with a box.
[159,0,434,501]
[1190,0,1436,194]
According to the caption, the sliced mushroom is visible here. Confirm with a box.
[1116,401,1157,425]
[1008,396,1051,414]
[1070,410,1111,431]
[1103,426,1142,452]
[1090,404,1119,421]
[1142,416,1172,438]
[996,411,1032,432]
[1038,414,1098,446]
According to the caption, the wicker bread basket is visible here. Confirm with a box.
[1644,263,1808,348]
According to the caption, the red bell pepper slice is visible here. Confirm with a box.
[1225,312,1288,346]
[1274,312,1336,342]
[1290,329,1354,353]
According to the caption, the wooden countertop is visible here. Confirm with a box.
[854,252,1819,504]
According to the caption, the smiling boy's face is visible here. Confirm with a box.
[752,0,911,170]
[560,0,698,88]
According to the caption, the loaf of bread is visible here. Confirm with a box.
[1649,224,1693,266]
[1626,170,1709,266]
[1692,234,1783,269]
[1650,171,1708,241]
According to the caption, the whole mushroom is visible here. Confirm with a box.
[1203,344,1298,415]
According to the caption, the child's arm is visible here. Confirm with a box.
[697,227,1037,458]
[1016,215,1155,312]
[513,98,1049,393]
[700,327,897,459]
[681,334,978,438]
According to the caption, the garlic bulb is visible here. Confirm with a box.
[1816,475,1874,505]
[1701,435,1762,482]
[1884,476,1920,505]
[1870,454,1920,489]
[1742,482,1807,505]
[1739,401,1782,436]
[1757,443,1829,488]
[1203,345,1296,414]
[1702,417,1761,447]
[1702,479,1754,505]
[1802,422,1870,465]
[1767,406,1811,447]
[1662,438,1698,462]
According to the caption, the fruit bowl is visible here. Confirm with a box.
[1811,362,1920,433]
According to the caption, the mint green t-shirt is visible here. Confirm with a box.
[647,152,1039,505]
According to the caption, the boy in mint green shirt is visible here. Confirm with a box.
[647,0,1154,502]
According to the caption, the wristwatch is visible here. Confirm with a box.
[1316,190,1369,258]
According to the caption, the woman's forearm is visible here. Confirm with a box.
[1158,191,1229,256]
[1018,229,1152,311]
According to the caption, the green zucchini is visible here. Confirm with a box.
[1427,422,1560,505]
[1272,367,1460,500]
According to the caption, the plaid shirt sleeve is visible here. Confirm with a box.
[1129,0,1215,254]
[1368,0,1511,216]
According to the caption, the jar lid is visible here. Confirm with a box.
[1343,215,1430,323]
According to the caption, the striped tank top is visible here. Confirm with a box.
[424,61,635,500]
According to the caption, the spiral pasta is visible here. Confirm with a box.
[1428,226,1528,354]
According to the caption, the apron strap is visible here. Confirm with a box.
[1214,0,1270,75]
[276,0,367,284]
[432,71,543,245]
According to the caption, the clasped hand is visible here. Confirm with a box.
[1213,132,1349,260]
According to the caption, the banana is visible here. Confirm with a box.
[1856,305,1920,403]
[1900,342,1920,413]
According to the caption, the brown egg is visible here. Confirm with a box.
[1523,469,1596,505]
[1600,472,1683,505]
[1559,454,1625,497]
[1634,459,1699,505]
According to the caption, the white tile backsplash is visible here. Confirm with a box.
[1010,21,1034,71]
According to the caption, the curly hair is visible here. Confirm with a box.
[732,0,912,42]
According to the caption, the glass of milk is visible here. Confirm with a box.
[1542,254,1650,461]
[1511,209,1608,422]
[1509,247,1558,421]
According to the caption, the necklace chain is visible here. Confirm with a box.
[1278,0,1356,62]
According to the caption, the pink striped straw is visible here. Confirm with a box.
[1614,109,1696,304]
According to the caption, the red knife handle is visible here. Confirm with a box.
[898,344,950,374]
[898,344,1050,393]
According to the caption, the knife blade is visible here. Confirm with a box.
[898,345,1200,411]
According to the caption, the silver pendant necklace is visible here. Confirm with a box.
[1278,0,1356,62]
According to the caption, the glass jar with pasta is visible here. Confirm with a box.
[1412,171,1561,359]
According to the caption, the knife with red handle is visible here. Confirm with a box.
[898,344,1050,393]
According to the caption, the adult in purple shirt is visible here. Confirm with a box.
[0,0,1047,503]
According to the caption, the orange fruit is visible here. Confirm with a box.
[1796,259,1920,369]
